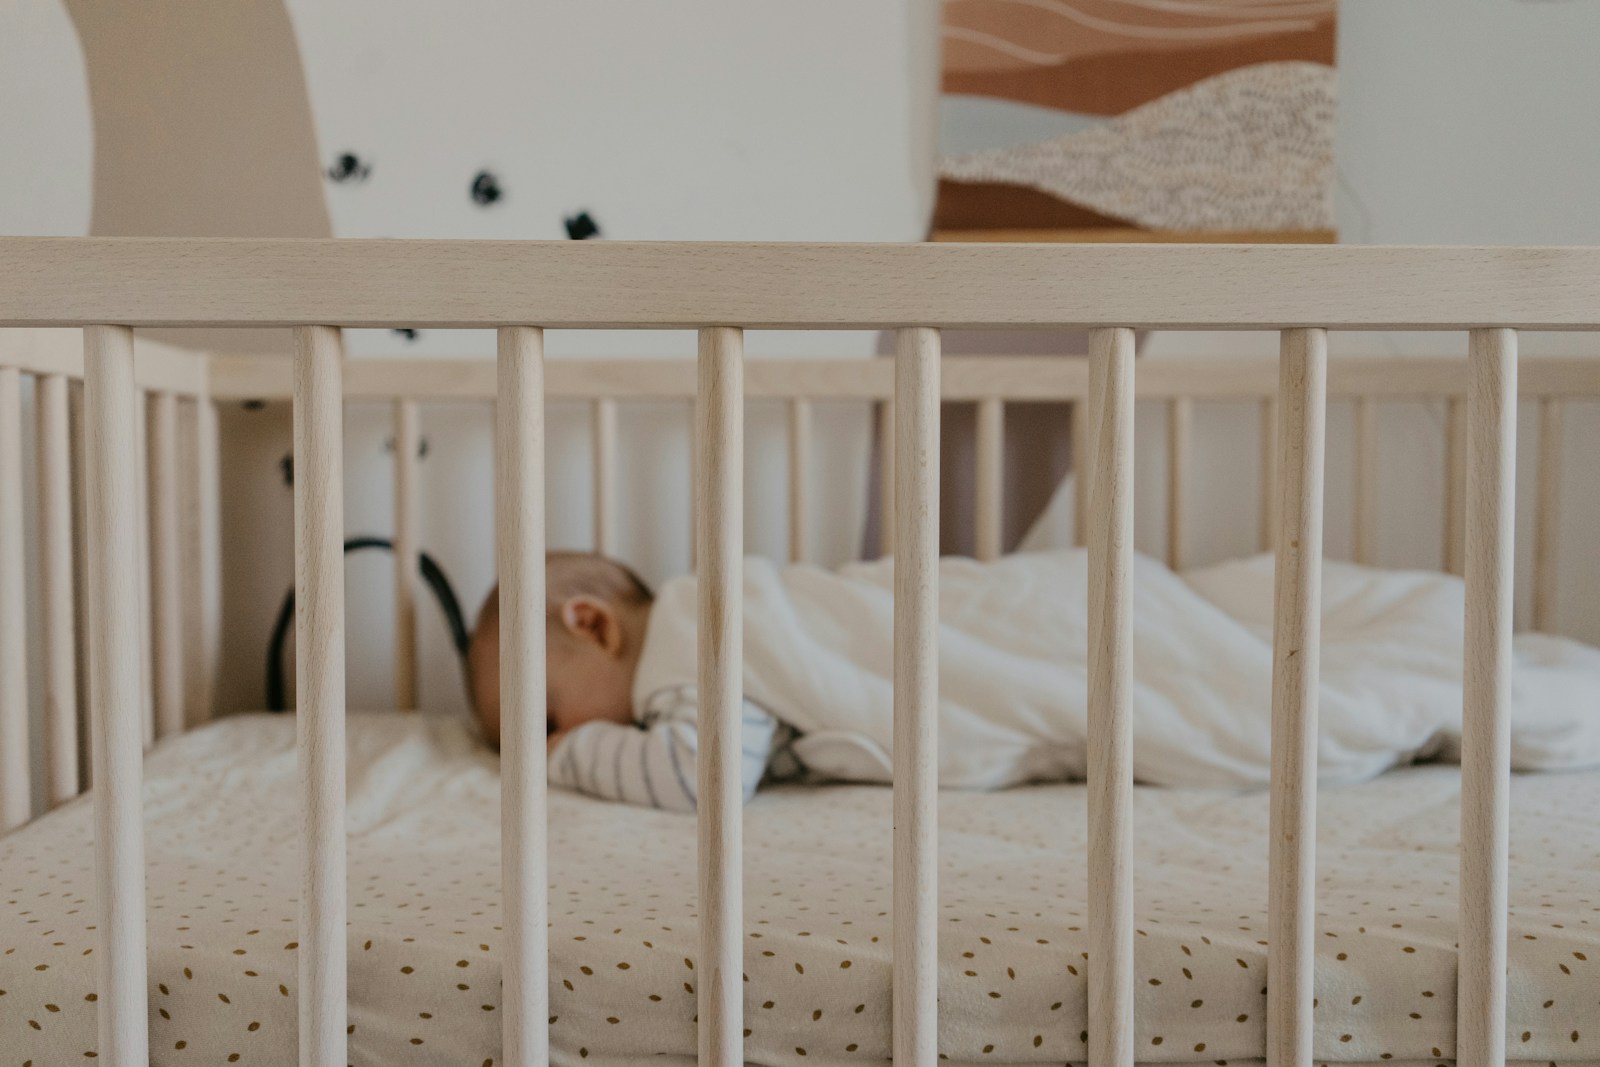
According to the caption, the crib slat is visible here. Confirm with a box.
[293,324,348,1067]
[1459,327,1517,1067]
[0,365,28,830]
[894,327,940,1065]
[880,398,896,558]
[1167,397,1191,570]
[185,397,221,726]
[393,398,420,709]
[1073,398,1089,549]
[38,373,80,804]
[1444,397,1467,575]
[148,391,184,738]
[70,380,91,787]
[1532,398,1563,633]
[593,397,619,557]
[1260,397,1277,552]
[1087,327,1135,1067]
[1267,328,1328,1067]
[84,325,151,1065]
[697,326,745,1067]
[498,326,550,1067]
[975,396,1003,561]
[1353,396,1377,565]
[788,397,811,564]
[135,391,154,748]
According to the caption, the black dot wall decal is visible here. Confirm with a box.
[326,153,371,183]
[564,211,601,240]
[470,171,503,206]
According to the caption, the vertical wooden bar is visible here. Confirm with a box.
[1086,327,1134,1067]
[293,325,347,1067]
[38,373,80,805]
[592,397,618,557]
[1260,397,1278,552]
[84,325,150,1066]
[1532,398,1563,633]
[147,391,184,739]
[135,391,153,748]
[975,396,1003,561]
[788,397,811,564]
[1353,397,1377,565]
[70,380,91,786]
[0,365,28,830]
[1073,399,1089,549]
[499,326,549,1067]
[179,396,221,726]
[393,398,420,710]
[1267,328,1328,1067]
[879,398,896,558]
[697,326,744,1067]
[1445,397,1467,576]
[1167,397,1191,571]
[1458,328,1517,1067]
[894,327,940,1066]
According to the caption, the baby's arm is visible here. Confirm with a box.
[548,688,779,813]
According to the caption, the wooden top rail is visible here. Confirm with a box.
[0,328,208,396]
[206,353,1600,402]
[6,238,1600,329]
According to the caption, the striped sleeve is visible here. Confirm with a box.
[546,688,780,813]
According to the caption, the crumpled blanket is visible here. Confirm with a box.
[632,550,1600,788]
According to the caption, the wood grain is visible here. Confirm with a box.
[1445,398,1467,576]
[0,366,29,829]
[1167,397,1191,570]
[147,391,185,739]
[788,397,812,564]
[1458,328,1516,1067]
[293,325,348,1067]
[37,373,80,805]
[1352,397,1377,565]
[11,239,1600,329]
[393,398,420,710]
[592,398,619,557]
[894,327,940,1067]
[1259,398,1277,553]
[975,396,1004,561]
[1086,326,1135,1067]
[1532,398,1563,633]
[498,326,550,1067]
[697,326,744,1067]
[84,324,151,1066]
[1267,329,1328,1067]
[206,353,1600,403]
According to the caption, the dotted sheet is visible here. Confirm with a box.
[1,712,1596,1066]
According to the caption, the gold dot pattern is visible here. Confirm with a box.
[1,714,1597,1064]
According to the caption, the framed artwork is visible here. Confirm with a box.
[935,0,1337,243]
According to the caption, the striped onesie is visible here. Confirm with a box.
[547,684,797,813]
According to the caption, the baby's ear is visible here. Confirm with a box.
[559,595,625,655]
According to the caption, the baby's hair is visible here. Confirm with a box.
[543,551,654,618]
[466,553,654,719]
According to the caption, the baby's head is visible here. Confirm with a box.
[467,552,655,746]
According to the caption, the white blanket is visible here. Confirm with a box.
[632,550,1600,789]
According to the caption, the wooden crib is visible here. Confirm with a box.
[2,238,1599,1067]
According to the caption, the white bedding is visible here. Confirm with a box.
[635,551,1600,788]
[2,713,1598,1066]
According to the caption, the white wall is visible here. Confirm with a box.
[1134,0,1600,646]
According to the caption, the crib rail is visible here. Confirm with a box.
[4,239,1600,1067]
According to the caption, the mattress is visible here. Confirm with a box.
[1,712,1596,1067]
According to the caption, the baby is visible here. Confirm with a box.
[467,552,794,813]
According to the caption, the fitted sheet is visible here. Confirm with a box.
[1,712,1596,1066]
